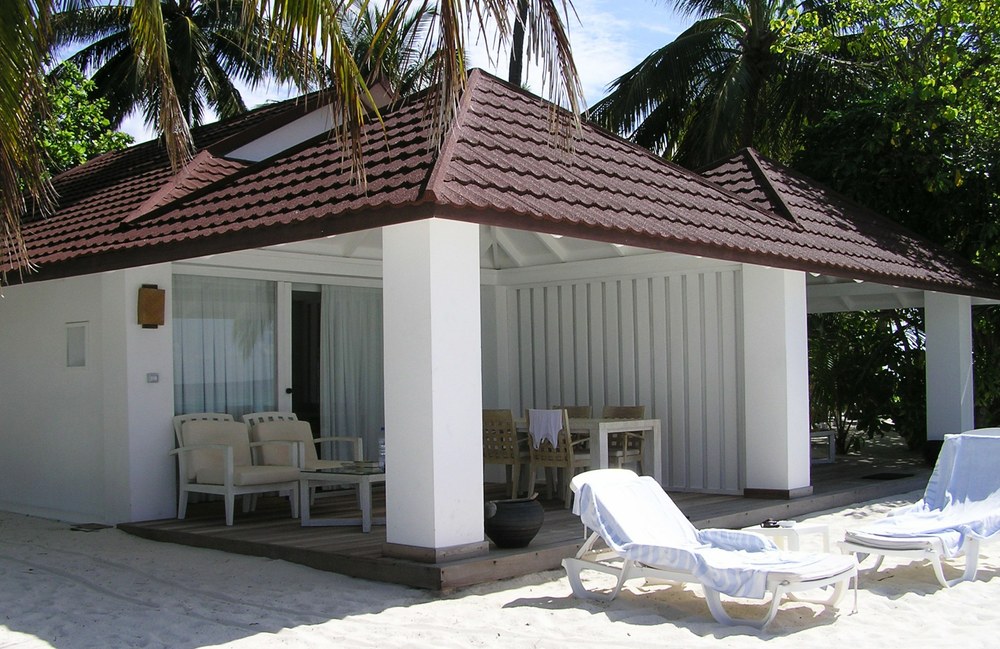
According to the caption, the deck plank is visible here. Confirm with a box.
[121,439,931,592]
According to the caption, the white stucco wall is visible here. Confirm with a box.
[0,266,175,524]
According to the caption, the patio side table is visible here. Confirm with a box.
[744,522,831,552]
[300,467,386,532]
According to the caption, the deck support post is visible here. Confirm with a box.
[741,265,812,498]
[381,219,488,561]
[925,291,974,441]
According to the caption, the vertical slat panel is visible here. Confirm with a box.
[574,283,590,407]
[634,279,653,419]
[720,270,741,491]
[531,287,547,408]
[516,288,533,414]
[650,276,671,484]
[667,274,688,488]
[602,281,620,408]
[501,265,743,493]
[544,286,561,407]
[618,280,637,406]
[588,282,606,409]
[559,284,576,406]
[702,273,723,491]
[684,274,705,490]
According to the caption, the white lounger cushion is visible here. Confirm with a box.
[844,433,1000,558]
[575,473,854,598]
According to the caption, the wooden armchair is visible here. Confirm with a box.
[242,411,364,465]
[171,419,300,525]
[483,409,529,499]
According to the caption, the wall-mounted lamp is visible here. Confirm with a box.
[137,284,166,328]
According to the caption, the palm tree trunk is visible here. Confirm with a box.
[508,0,529,86]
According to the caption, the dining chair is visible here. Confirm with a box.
[552,405,593,451]
[552,405,592,419]
[483,409,529,499]
[526,408,590,508]
[602,405,646,474]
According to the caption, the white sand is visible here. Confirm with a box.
[2,491,998,649]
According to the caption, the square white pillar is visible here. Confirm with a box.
[925,291,974,440]
[741,265,812,497]
[382,219,487,561]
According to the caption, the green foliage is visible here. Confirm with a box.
[809,311,926,452]
[796,1,1000,436]
[39,62,132,176]
[343,3,439,98]
[51,0,319,131]
[589,0,866,167]
[973,306,1000,426]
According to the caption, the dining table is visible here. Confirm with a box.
[515,416,663,484]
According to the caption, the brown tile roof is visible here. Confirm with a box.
[9,70,999,300]
[699,148,999,297]
[7,90,328,276]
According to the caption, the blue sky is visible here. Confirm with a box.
[119,0,692,142]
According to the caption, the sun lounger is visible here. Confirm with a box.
[562,469,857,629]
[840,431,1000,588]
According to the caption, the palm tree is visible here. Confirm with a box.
[1,0,53,283]
[1,0,583,284]
[343,2,439,100]
[589,0,859,168]
[508,0,528,85]
[52,0,314,164]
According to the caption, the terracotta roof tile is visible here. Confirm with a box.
[6,91,329,272]
[700,148,997,295]
[8,70,998,299]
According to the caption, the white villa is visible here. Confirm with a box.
[1,70,995,563]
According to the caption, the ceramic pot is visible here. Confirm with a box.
[484,496,544,548]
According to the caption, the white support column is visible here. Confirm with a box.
[382,219,487,561]
[741,265,812,498]
[925,291,974,440]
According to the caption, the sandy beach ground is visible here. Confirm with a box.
[2,490,998,649]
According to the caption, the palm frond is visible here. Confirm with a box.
[0,0,54,284]
[131,0,192,170]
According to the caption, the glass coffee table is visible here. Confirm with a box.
[300,466,386,532]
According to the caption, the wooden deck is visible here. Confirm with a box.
[120,435,931,592]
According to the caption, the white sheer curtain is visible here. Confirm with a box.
[173,275,276,420]
[320,285,384,461]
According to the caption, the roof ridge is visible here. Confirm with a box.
[743,148,799,223]
[421,70,484,202]
[120,150,234,224]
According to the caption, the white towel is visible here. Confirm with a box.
[574,471,849,599]
[528,409,563,449]
[845,433,1000,557]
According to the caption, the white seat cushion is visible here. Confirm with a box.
[253,420,317,465]
[197,464,301,486]
[181,420,253,481]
